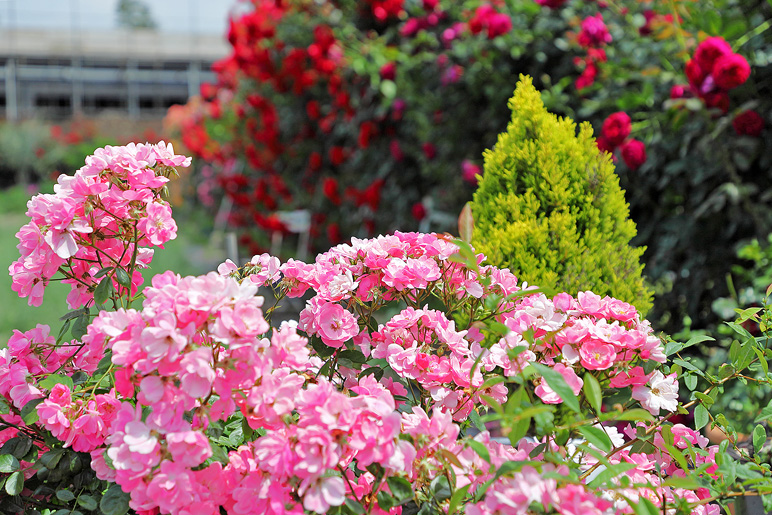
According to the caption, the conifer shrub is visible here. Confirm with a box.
[472,75,653,313]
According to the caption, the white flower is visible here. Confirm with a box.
[632,370,679,415]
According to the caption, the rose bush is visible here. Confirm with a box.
[1,144,771,514]
[168,0,772,334]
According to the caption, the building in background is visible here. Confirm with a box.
[0,0,231,120]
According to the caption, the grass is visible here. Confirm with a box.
[0,185,225,343]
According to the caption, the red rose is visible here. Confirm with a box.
[601,112,632,147]
[322,177,341,205]
[330,146,347,166]
[620,139,647,171]
[711,53,751,90]
[694,36,732,72]
[733,110,765,137]
[422,142,437,160]
[411,202,427,221]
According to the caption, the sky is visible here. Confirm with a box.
[0,0,235,35]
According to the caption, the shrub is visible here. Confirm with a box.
[471,76,652,313]
[171,0,772,332]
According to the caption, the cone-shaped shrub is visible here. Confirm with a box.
[471,75,652,313]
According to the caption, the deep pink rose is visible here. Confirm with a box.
[694,36,732,73]
[669,84,687,99]
[601,112,632,147]
[620,139,647,171]
[577,14,611,48]
[486,13,513,39]
[711,53,751,90]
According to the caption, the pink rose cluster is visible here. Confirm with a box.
[9,142,191,308]
[4,144,727,515]
[574,14,612,90]
[0,323,120,458]
[259,232,672,423]
[597,112,647,171]
[672,36,751,114]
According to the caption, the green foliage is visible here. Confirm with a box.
[472,76,652,313]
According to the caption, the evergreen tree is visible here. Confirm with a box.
[472,75,652,312]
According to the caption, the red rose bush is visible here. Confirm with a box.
[0,144,770,514]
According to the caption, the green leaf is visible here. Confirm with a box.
[0,454,20,473]
[386,476,413,504]
[531,363,580,413]
[5,470,23,495]
[583,373,602,413]
[448,484,471,515]
[633,496,660,515]
[663,477,702,489]
[21,398,44,425]
[665,334,714,356]
[684,374,698,391]
[93,266,114,279]
[39,448,65,469]
[59,307,89,321]
[337,350,367,364]
[694,392,714,406]
[100,484,131,515]
[577,425,613,453]
[430,475,452,501]
[587,462,637,488]
[56,489,76,501]
[467,439,490,463]
[72,312,90,340]
[376,492,395,512]
[0,436,32,460]
[77,494,98,511]
[93,277,113,306]
[38,374,74,392]
[115,268,132,288]
[694,404,710,430]
[753,424,767,454]
[756,403,772,423]
[469,410,486,432]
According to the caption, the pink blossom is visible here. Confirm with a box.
[316,301,359,347]
[579,340,617,370]
[138,201,177,246]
